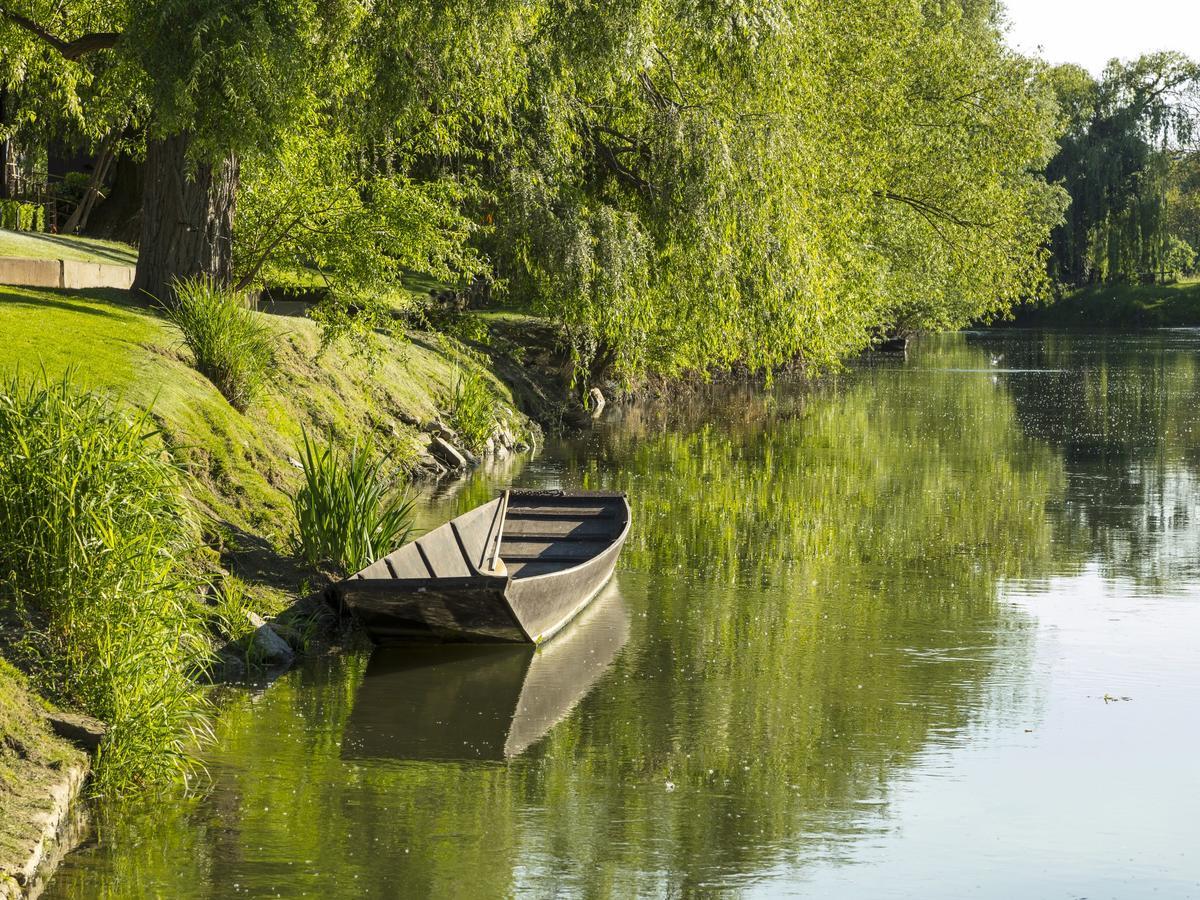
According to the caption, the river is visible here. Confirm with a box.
[45,330,1200,898]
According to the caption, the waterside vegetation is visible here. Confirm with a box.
[0,284,539,811]
[292,429,416,577]
[0,374,210,791]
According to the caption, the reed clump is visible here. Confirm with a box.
[0,373,211,792]
[448,365,494,453]
[291,429,415,575]
[164,276,275,411]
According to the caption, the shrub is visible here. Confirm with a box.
[447,365,495,453]
[291,428,415,575]
[0,200,44,232]
[0,373,211,791]
[164,276,275,411]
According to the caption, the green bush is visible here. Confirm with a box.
[0,199,44,232]
[0,373,211,791]
[291,429,415,575]
[164,276,275,411]
[447,365,495,453]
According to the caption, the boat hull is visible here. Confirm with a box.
[328,490,631,645]
[333,576,525,643]
[506,528,627,643]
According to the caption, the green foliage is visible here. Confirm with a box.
[0,373,211,792]
[488,0,1065,380]
[1163,236,1197,279]
[447,366,495,454]
[124,0,364,161]
[0,200,42,232]
[291,429,415,576]
[1046,53,1200,285]
[236,128,486,355]
[164,277,275,411]
[7,0,1067,381]
[1166,152,1200,274]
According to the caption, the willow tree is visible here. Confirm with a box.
[468,0,1066,382]
[1045,53,1200,285]
[4,0,1068,380]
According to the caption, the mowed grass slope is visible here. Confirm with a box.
[0,229,137,266]
[0,287,530,593]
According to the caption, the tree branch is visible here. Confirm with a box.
[0,5,120,59]
[875,190,994,230]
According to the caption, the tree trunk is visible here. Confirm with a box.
[0,87,10,200]
[133,133,237,302]
[62,133,118,235]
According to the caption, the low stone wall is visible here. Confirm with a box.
[0,257,135,291]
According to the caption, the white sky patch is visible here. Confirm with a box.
[1002,0,1200,75]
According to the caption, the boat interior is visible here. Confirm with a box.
[500,492,626,579]
[346,490,628,583]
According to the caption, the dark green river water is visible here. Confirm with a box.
[45,331,1200,897]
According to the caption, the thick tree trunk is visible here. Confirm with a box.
[133,133,237,302]
[85,152,144,243]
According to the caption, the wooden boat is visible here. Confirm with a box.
[328,489,631,645]
[341,583,630,761]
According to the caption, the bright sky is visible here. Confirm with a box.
[1003,0,1200,75]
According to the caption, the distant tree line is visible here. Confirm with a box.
[1045,53,1200,287]
[2,0,1067,383]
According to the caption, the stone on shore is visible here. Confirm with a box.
[43,711,107,753]
[429,436,468,469]
[246,611,295,665]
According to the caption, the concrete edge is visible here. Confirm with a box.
[0,762,90,900]
[0,257,135,291]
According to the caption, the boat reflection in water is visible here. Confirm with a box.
[342,581,630,761]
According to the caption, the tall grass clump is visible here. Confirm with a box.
[447,365,494,453]
[0,373,211,792]
[164,276,275,411]
[291,429,415,575]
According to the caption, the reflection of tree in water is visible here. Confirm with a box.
[967,330,1200,585]
[522,343,1063,892]
[48,338,1066,898]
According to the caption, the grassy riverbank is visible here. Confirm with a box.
[0,282,564,871]
[0,286,542,548]
[1016,278,1200,326]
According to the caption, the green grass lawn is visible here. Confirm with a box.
[1019,277,1200,326]
[0,229,137,266]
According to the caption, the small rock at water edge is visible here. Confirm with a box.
[246,611,295,665]
[44,710,107,752]
[429,436,468,469]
